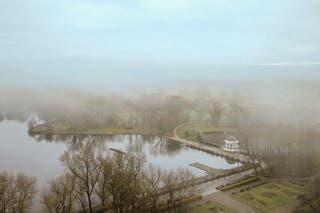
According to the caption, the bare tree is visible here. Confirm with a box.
[0,172,14,213]
[102,151,147,213]
[210,100,224,125]
[0,172,36,213]
[42,173,75,213]
[144,165,163,213]
[42,142,196,213]
[60,142,102,213]
[162,168,194,212]
[95,154,112,208]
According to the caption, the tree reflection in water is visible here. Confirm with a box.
[29,133,183,157]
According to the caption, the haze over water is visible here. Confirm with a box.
[1,1,320,212]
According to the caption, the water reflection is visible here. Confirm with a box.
[27,133,241,177]
[1,119,241,185]
[29,133,182,157]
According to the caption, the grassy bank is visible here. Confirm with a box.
[191,201,236,213]
[176,123,237,142]
[232,181,307,212]
[29,120,171,136]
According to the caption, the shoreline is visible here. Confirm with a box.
[28,130,166,137]
[29,120,248,164]
[28,120,171,137]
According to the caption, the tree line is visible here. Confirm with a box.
[239,121,320,177]
[1,90,246,135]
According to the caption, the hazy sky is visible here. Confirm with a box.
[1,0,320,89]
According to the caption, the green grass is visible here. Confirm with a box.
[176,123,236,142]
[29,120,170,136]
[295,198,320,213]
[191,201,236,213]
[233,181,307,212]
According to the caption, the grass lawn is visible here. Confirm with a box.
[191,201,236,213]
[29,120,170,136]
[232,181,307,212]
[295,198,320,213]
[176,123,236,142]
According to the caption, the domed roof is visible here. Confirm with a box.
[225,136,238,141]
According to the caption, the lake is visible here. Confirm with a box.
[0,118,240,211]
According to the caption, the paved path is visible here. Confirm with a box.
[190,177,265,213]
[169,122,254,196]
[194,169,255,196]
[172,122,258,212]
[169,122,249,162]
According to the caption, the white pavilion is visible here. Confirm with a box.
[224,136,239,152]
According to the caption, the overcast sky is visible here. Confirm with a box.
[1,0,320,89]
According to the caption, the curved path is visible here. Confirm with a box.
[169,122,249,162]
[171,123,278,212]
[191,175,262,213]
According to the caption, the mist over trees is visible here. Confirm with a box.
[0,81,320,213]
[1,80,320,207]
[239,121,320,177]
[1,80,320,128]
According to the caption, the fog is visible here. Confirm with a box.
[2,0,320,211]
[1,76,320,126]
[2,77,320,176]
[1,74,320,212]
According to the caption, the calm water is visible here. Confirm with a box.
[0,119,240,211]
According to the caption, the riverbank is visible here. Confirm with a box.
[30,120,248,163]
[29,120,236,140]
[175,122,237,143]
[29,120,172,136]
